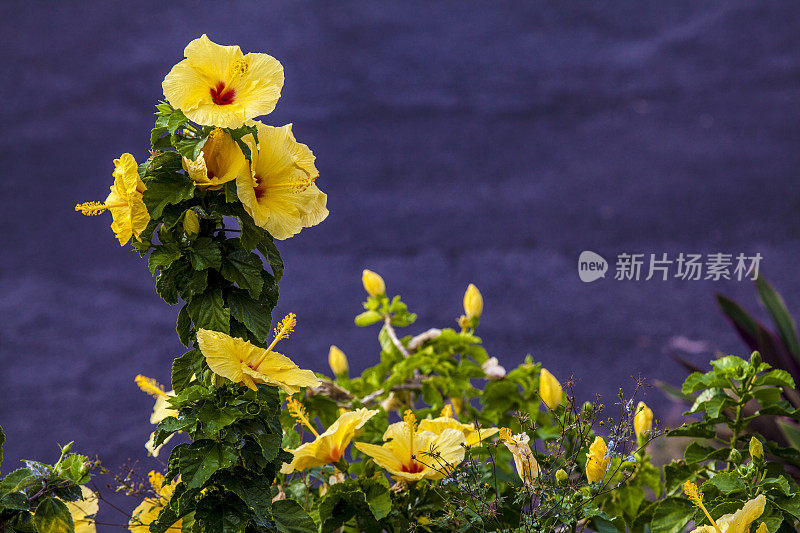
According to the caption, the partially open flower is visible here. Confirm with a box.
[499,428,539,485]
[163,34,284,128]
[181,128,248,190]
[418,404,499,446]
[129,471,182,533]
[355,410,466,482]
[64,486,98,533]
[75,153,149,246]
[236,122,328,240]
[281,405,378,473]
[196,314,320,394]
[135,375,178,457]
[585,436,609,483]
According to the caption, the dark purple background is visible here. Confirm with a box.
[2,1,799,527]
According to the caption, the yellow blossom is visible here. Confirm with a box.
[162,34,284,128]
[281,407,378,473]
[196,316,320,394]
[64,486,99,533]
[361,269,385,297]
[129,471,182,533]
[235,122,328,240]
[75,153,149,246]
[355,410,466,482]
[135,375,178,457]
[585,436,609,483]
[181,128,248,190]
[685,482,766,533]
[328,345,349,376]
[634,401,653,440]
[539,368,563,410]
[498,428,539,485]
[418,404,499,446]
[463,284,483,319]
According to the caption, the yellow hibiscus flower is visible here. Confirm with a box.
[355,410,466,482]
[418,404,499,446]
[129,471,182,533]
[64,486,98,533]
[236,122,328,240]
[498,428,539,485]
[281,401,378,473]
[135,375,178,457]
[75,153,150,246]
[196,314,320,394]
[182,128,248,190]
[586,436,609,483]
[685,482,767,533]
[162,34,284,128]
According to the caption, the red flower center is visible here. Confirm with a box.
[210,82,235,105]
[401,462,425,474]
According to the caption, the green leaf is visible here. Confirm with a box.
[272,498,316,533]
[211,469,273,527]
[756,369,796,389]
[228,289,272,341]
[189,238,222,271]
[148,244,181,274]
[0,491,29,510]
[187,289,230,333]
[684,442,729,465]
[649,497,693,533]
[143,173,195,219]
[176,305,192,347]
[756,276,800,361]
[777,419,800,449]
[167,108,189,134]
[172,350,199,392]
[221,251,264,299]
[179,440,238,489]
[703,472,746,494]
[0,468,35,497]
[33,497,73,533]
[664,461,703,494]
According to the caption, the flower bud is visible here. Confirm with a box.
[355,310,383,327]
[539,369,563,410]
[328,345,349,376]
[463,283,483,319]
[184,210,200,237]
[728,448,742,465]
[634,401,653,440]
[362,269,385,297]
[749,436,763,461]
[555,469,568,485]
[750,351,762,369]
[61,442,73,455]
[79,462,91,476]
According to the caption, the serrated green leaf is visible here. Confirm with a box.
[148,244,181,274]
[179,440,238,489]
[143,173,195,219]
[703,471,746,494]
[221,251,264,298]
[33,497,73,533]
[273,498,316,533]
[649,497,693,533]
[167,108,188,134]
[228,289,272,341]
[187,289,230,333]
[189,238,222,271]
[172,350,199,392]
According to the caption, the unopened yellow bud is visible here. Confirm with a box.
[634,401,653,440]
[463,283,483,319]
[184,210,200,236]
[328,345,349,376]
[749,436,763,461]
[362,269,385,297]
[555,469,568,484]
[539,369,563,410]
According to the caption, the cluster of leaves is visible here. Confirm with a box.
[130,105,314,532]
[713,277,800,448]
[0,433,94,533]
[647,353,800,532]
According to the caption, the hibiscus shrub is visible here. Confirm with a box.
[1,34,791,533]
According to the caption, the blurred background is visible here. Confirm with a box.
[1,1,799,527]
